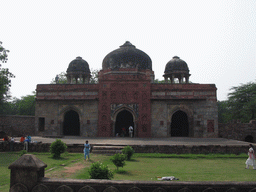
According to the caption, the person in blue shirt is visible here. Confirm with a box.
[84,140,90,160]
[27,135,31,143]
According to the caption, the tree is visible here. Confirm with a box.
[51,69,99,84]
[12,93,36,115]
[220,81,256,123]
[0,41,9,63]
[110,153,126,170]
[218,100,232,123]
[1,93,35,115]
[0,41,15,113]
[51,72,67,84]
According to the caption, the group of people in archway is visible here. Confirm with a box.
[116,125,133,137]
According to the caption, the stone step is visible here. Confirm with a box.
[91,145,125,155]
[92,149,122,154]
[92,145,124,150]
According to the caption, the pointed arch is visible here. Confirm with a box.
[168,105,193,137]
[59,106,82,136]
[112,105,137,137]
[63,110,80,136]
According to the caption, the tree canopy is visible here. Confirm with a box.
[0,41,15,112]
[218,81,256,123]
[1,93,36,116]
[51,69,99,84]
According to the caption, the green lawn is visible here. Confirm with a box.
[0,152,255,192]
[75,153,256,182]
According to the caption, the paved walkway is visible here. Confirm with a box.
[25,136,249,146]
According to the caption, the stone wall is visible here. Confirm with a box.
[219,120,256,143]
[151,99,218,138]
[150,83,218,138]
[8,154,256,192]
[35,100,98,137]
[0,115,35,137]
[0,142,249,154]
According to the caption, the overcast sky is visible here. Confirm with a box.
[1,0,256,101]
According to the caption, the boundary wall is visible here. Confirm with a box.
[0,115,35,137]
[219,120,256,143]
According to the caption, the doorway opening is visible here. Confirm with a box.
[170,110,189,137]
[245,135,254,143]
[115,110,134,137]
[63,110,80,136]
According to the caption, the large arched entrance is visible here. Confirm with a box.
[63,110,80,136]
[115,110,134,137]
[170,110,189,137]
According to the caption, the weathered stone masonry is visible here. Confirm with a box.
[0,115,35,137]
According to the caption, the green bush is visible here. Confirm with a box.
[88,162,114,179]
[49,139,67,158]
[19,150,27,156]
[122,146,134,160]
[110,153,126,170]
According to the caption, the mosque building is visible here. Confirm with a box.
[35,41,218,138]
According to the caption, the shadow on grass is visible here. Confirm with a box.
[114,170,134,176]
[127,159,139,162]
[86,159,95,163]
[48,156,68,160]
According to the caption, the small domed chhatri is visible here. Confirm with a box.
[102,41,152,71]
[66,56,91,84]
[163,56,190,84]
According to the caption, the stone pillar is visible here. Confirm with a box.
[185,75,189,83]
[8,154,47,192]
[164,77,168,83]
[181,74,184,83]
[70,75,74,84]
[171,75,174,84]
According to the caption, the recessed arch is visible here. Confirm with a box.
[170,110,189,137]
[63,110,80,136]
[245,135,254,143]
[115,110,134,137]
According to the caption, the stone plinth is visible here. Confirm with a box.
[8,154,47,192]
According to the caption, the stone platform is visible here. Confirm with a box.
[28,136,249,146]
[7,136,248,154]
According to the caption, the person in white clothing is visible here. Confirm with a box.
[245,144,256,169]
[129,126,133,138]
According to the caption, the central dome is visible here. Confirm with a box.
[102,41,152,70]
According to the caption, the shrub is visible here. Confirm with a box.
[110,153,126,170]
[19,150,27,156]
[49,139,67,158]
[88,162,114,179]
[122,146,134,160]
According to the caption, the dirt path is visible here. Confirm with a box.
[45,161,87,178]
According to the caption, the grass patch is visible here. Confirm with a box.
[0,152,254,192]
[0,152,84,192]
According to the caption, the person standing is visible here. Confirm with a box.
[129,126,133,138]
[10,137,15,151]
[84,140,91,160]
[24,137,29,152]
[245,144,256,169]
